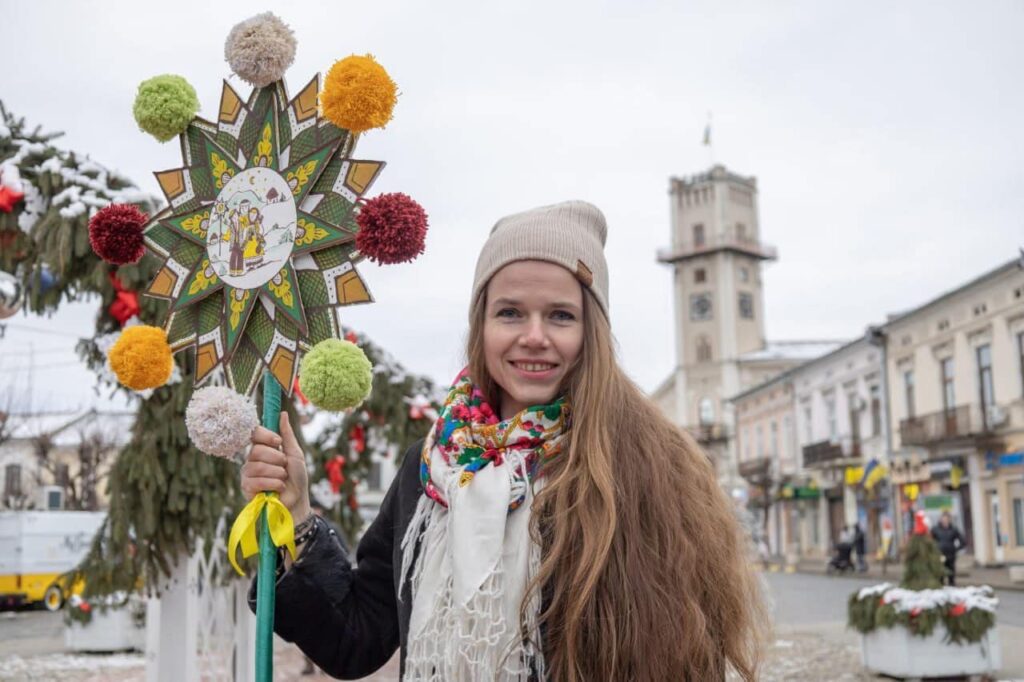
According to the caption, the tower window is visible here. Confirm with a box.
[739,292,754,319]
[694,268,706,283]
[690,293,712,321]
[698,397,715,426]
[740,266,749,283]
[693,223,705,247]
[696,336,712,363]
[736,223,747,242]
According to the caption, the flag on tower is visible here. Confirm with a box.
[702,123,711,146]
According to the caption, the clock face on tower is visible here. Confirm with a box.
[690,293,713,321]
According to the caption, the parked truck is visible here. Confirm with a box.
[0,511,104,610]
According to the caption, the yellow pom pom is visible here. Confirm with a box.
[320,54,397,133]
[109,325,174,391]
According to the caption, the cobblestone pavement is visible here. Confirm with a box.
[0,639,400,682]
[728,632,874,682]
[3,570,1020,680]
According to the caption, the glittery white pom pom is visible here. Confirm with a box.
[186,386,259,461]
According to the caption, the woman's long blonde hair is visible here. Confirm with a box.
[468,287,768,681]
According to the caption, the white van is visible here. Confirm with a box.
[0,510,105,610]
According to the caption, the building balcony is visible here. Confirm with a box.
[657,234,778,264]
[688,422,728,444]
[802,437,861,468]
[899,404,1005,447]
[738,455,771,483]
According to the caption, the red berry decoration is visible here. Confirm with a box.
[355,192,428,265]
[88,204,149,265]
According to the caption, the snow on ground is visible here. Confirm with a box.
[0,652,144,681]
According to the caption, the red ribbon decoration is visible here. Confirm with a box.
[325,455,346,493]
[0,186,24,213]
[292,377,309,406]
[350,423,366,454]
[108,273,140,326]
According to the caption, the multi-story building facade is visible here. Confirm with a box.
[881,259,1024,566]
[791,337,891,557]
[0,409,134,511]
[652,165,838,493]
[732,373,798,556]
[733,336,891,559]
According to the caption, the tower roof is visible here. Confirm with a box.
[669,164,757,191]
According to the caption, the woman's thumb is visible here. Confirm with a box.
[279,411,296,445]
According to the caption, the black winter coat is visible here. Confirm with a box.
[931,523,965,557]
[248,439,426,679]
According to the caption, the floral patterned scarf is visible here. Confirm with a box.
[400,369,570,681]
[420,368,569,510]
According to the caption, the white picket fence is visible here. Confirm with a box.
[145,515,255,681]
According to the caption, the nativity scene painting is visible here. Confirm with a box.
[207,166,296,290]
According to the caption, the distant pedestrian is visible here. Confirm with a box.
[838,525,854,546]
[931,511,965,586]
[853,523,867,572]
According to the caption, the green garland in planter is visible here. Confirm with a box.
[64,593,144,629]
[847,532,997,644]
[847,588,995,644]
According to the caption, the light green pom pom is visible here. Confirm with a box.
[299,339,373,412]
[132,74,199,142]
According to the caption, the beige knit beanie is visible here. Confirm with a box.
[471,200,609,319]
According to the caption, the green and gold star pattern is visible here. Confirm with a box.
[143,77,385,396]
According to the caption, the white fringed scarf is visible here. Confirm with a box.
[398,370,569,681]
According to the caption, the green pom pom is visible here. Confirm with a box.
[299,339,373,411]
[132,74,199,142]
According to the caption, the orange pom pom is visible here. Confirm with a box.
[320,54,397,133]
[108,325,174,390]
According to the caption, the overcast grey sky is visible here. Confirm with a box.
[2,0,1022,412]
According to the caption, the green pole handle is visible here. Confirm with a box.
[256,370,282,682]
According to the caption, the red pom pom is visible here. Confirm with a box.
[355,193,427,265]
[89,204,148,265]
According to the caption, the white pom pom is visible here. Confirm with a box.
[186,386,259,461]
[224,13,297,88]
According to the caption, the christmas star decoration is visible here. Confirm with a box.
[143,78,385,395]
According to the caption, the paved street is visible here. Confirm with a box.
[1,571,1021,680]
[758,571,1024,681]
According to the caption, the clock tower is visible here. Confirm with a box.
[655,165,777,478]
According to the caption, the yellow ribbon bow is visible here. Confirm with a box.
[228,492,296,576]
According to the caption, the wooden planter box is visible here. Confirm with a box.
[860,623,1001,678]
[65,605,145,653]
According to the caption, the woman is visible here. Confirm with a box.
[241,201,767,680]
[931,511,965,586]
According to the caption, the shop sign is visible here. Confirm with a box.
[891,456,929,484]
[986,450,1024,470]
[782,484,821,500]
[922,494,954,511]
